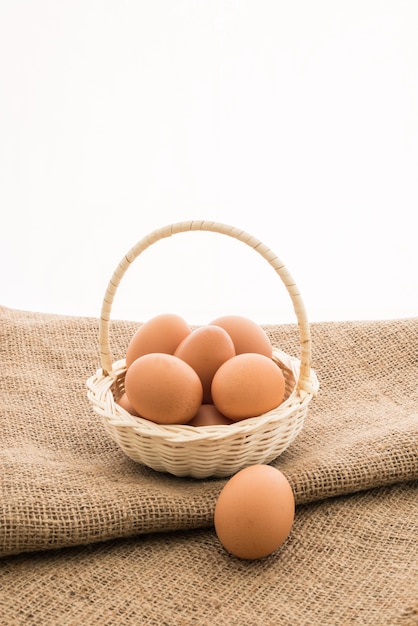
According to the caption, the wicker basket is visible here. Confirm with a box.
[86,221,319,478]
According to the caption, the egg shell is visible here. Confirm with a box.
[174,325,236,403]
[116,392,139,416]
[125,313,191,367]
[209,315,273,358]
[124,353,203,424]
[187,404,233,427]
[211,353,286,421]
[214,464,295,560]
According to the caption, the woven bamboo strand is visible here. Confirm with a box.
[99,220,312,392]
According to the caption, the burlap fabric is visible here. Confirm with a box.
[1,305,417,624]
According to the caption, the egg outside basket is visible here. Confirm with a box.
[86,221,319,479]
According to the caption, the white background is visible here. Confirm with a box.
[1,0,417,325]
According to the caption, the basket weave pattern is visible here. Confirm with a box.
[86,221,319,478]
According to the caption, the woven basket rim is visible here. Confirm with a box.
[86,348,319,445]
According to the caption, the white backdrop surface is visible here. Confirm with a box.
[1,1,417,325]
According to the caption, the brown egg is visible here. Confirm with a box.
[214,464,295,560]
[116,392,139,416]
[125,313,191,367]
[174,325,236,403]
[209,315,273,358]
[187,404,233,427]
[211,353,285,421]
[124,353,203,424]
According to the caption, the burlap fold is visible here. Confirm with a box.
[1,305,417,559]
[2,481,417,625]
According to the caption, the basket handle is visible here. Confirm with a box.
[99,220,313,394]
